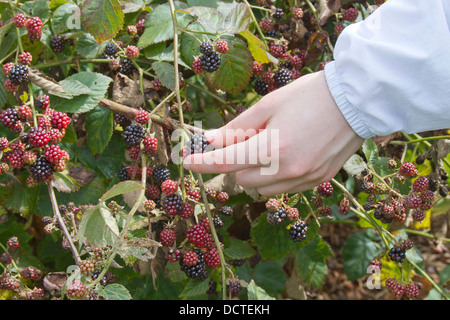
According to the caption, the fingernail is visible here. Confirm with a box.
[204,129,218,142]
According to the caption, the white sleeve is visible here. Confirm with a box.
[324,0,450,139]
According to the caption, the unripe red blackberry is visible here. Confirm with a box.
[399,162,418,177]
[412,176,429,192]
[26,16,43,34]
[14,13,28,28]
[125,45,140,59]
[0,276,19,290]
[23,150,37,165]
[420,190,435,202]
[0,137,9,150]
[405,193,422,209]
[265,198,280,211]
[369,259,382,272]
[168,248,182,262]
[192,58,203,74]
[215,40,228,54]
[317,181,333,197]
[386,278,405,298]
[51,111,70,130]
[8,149,24,168]
[7,236,19,247]
[286,206,299,221]
[134,109,149,125]
[204,248,221,268]
[342,6,358,22]
[145,184,160,200]
[18,52,32,65]
[405,283,420,299]
[187,189,201,202]
[186,224,208,248]
[127,25,137,35]
[183,250,199,267]
[179,201,195,219]
[259,18,274,32]
[334,23,345,35]
[2,62,14,75]
[217,191,228,203]
[44,144,65,164]
[205,186,217,199]
[17,105,32,120]
[161,179,178,196]
[3,79,18,93]
[143,136,158,156]
[27,30,42,42]
[0,253,12,264]
[292,7,304,19]
[338,198,350,215]
[160,228,176,247]
[66,280,87,299]
[412,209,426,222]
[28,127,50,147]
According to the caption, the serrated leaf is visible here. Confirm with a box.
[80,0,124,44]
[152,61,176,91]
[179,278,210,298]
[85,105,113,155]
[342,230,383,281]
[50,79,91,99]
[343,154,368,178]
[223,238,256,259]
[247,280,276,300]
[51,172,80,193]
[202,38,253,94]
[137,2,191,49]
[98,283,132,300]
[75,33,108,58]
[52,3,79,34]
[100,180,145,203]
[77,203,120,247]
[295,236,332,289]
[50,72,113,113]
[362,139,379,168]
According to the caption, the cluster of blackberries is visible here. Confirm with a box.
[195,41,227,73]
[186,133,211,155]
[388,239,413,263]
[179,249,208,280]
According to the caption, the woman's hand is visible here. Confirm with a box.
[183,71,364,196]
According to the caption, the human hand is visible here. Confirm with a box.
[182,70,364,196]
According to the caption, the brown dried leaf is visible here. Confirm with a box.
[43,272,68,295]
[112,73,144,109]
[28,68,66,93]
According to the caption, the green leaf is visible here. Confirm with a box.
[77,203,120,247]
[152,61,176,91]
[85,105,114,155]
[202,38,253,94]
[137,2,191,49]
[223,238,256,259]
[179,278,210,298]
[52,3,79,34]
[343,154,368,178]
[342,230,383,281]
[362,139,379,168]
[98,283,132,300]
[239,30,270,64]
[50,72,113,113]
[295,236,332,289]
[250,213,318,260]
[75,33,108,58]
[51,79,91,99]
[247,280,276,300]
[100,180,145,203]
[80,0,124,44]
[51,172,80,193]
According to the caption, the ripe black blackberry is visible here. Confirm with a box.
[289,221,308,242]
[179,249,208,280]
[273,68,292,87]
[188,134,210,154]
[50,35,65,52]
[123,123,145,147]
[200,51,221,72]
[265,29,280,39]
[104,43,119,57]
[118,166,130,181]
[153,165,171,185]
[388,245,406,263]
[266,207,286,225]
[29,156,53,181]
[119,57,135,75]
[220,205,233,216]
[8,64,28,84]
[226,280,243,297]
[213,216,224,228]
[0,108,19,128]
[273,8,284,19]
[199,41,213,55]
[163,194,183,216]
[254,78,269,95]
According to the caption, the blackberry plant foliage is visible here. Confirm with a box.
[0,0,447,302]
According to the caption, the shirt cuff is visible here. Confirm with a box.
[324,61,374,139]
